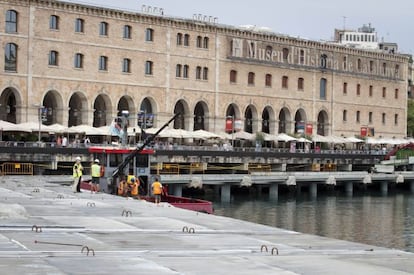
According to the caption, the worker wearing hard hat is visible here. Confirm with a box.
[91,159,101,193]
[72,156,83,193]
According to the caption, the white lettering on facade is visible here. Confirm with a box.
[231,38,402,78]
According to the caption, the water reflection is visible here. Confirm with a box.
[212,192,414,252]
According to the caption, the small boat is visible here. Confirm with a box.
[80,180,213,214]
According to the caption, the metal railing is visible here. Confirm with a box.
[1,162,33,176]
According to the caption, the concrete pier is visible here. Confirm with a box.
[1,175,414,274]
[269,183,278,200]
[221,183,231,202]
[310,182,318,198]
[345,181,354,196]
[380,181,389,196]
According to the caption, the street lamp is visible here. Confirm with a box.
[34,104,45,143]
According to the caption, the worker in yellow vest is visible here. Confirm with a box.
[90,159,101,193]
[72,156,83,193]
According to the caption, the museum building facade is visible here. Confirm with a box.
[0,0,410,138]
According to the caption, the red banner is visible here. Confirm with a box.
[360,127,368,137]
[305,123,313,135]
[225,118,233,133]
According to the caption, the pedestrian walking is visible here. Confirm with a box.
[72,156,83,193]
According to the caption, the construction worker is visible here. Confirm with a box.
[118,176,127,196]
[129,177,140,198]
[90,159,101,193]
[72,156,83,193]
[151,176,163,205]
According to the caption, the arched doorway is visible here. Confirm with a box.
[294,108,307,135]
[278,108,291,133]
[138,97,155,129]
[317,110,329,135]
[193,101,208,131]
[93,94,111,127]
[0,87,19,123]
[173,100,189,129]
[261,107,272,133]
[244,105,257,133]
[42,90,64,125]
[68,92,87,127]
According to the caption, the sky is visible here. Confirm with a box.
[66,0,414,54]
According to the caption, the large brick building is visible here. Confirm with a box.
[0,0,410,138]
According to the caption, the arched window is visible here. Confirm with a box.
[248,72,255,85]
[99,56,108,71]
[297,78,304,90]
[196,36,202,48]
[203,67,208,80]
[282,76,288,88]
[299,50,305,64]
[196,66,202,79]
[230,70,237,83]
[184,34,190,46]
[203,37,209,49]
[5,10,17,33]
[75,18,84,33]
[49,50,58,66]
[342,110,347,121]
[320,78,327,100]
[145,61,153,75]
[123,25,131,39]
[99,22,108,36]
[356,111,360,123]
[5,43,17,71]
[265,74,272,87]
[183,65,189,78]
[74,53,84,68]
[49,15,59,30]
[176,33,183,45]
[145,28,154,42]
[122,58,131,73]
[356,84,361,96]
[176,64,182,77]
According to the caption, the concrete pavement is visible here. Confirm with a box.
[0,175,413,274]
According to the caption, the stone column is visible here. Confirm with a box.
[173,184,182,197]
[310,183,318,198]
[221,183,231,203]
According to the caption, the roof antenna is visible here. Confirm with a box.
[342,16,347,30]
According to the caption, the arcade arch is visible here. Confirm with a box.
[0,87,20,123]
[193,101,209,131]
[173,100,190,129]
[294,108,307,134]
[68,92,88,126]
[42,90,64,125]
[317,110,329,136]
[278,107,291,134]
[93,94,111,127]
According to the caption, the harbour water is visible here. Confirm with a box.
[210,190,414,253]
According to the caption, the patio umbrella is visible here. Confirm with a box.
[0,120,30,132]
[276,133,297,142]
[67,125,107,136]
[192,129,222,139]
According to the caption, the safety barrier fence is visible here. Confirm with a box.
[1,162,34,176]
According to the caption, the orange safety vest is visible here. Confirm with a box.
[131,183,138,196]
[118,181,126,196]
